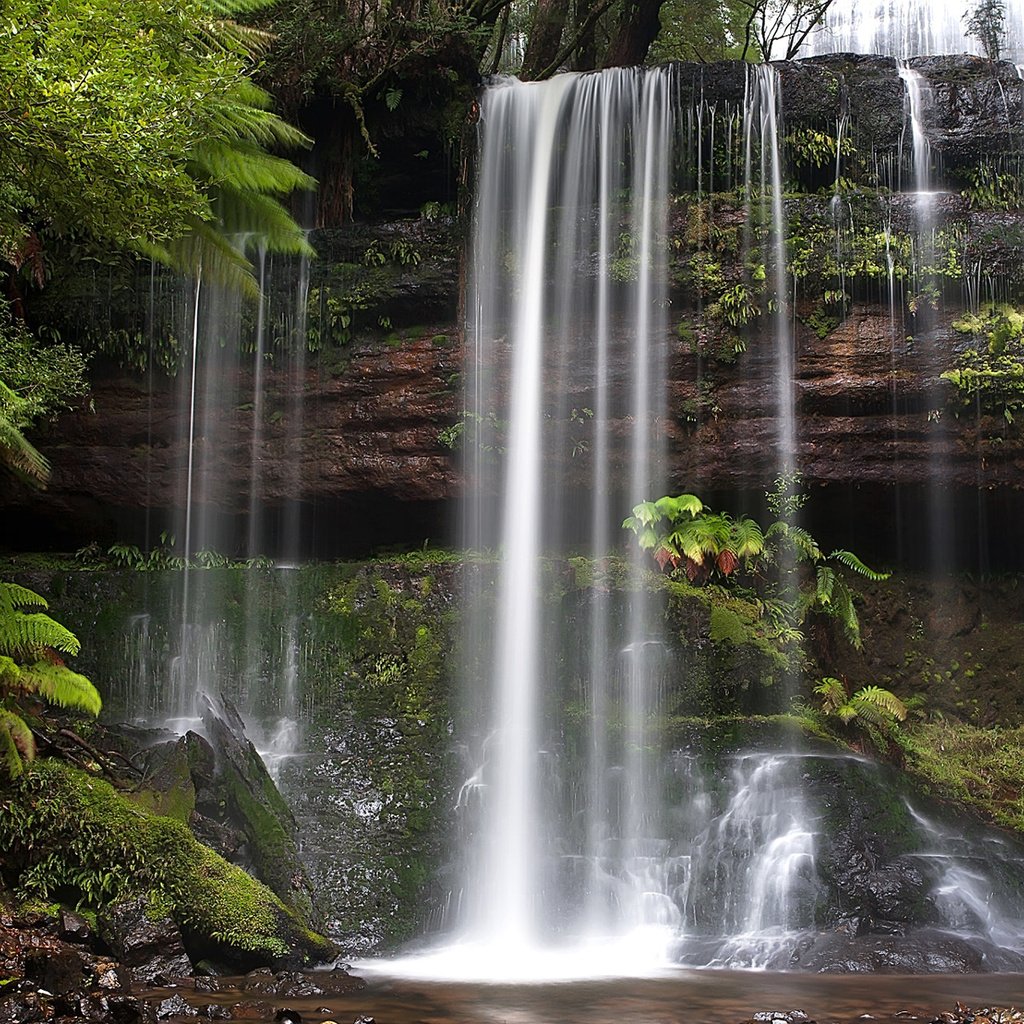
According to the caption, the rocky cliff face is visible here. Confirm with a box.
[4,55,1024,560]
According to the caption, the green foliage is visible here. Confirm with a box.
[895,719,1024,834]
[0,0,313,301]
[0,582,100,778]
[786,127,854,169]
[709,282,762,328]
[960,164,1022,211]
[650,0,758,61]
[0,758,334,963]
[0,301,89,485]
[943,304,1024,427]
[814,675,908,727]
[964,0,1006,60]
[624,480,889,653]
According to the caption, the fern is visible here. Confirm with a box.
[0,381,49,484]
[0,611,81,659]
[730,516,765,558]
[1,580,99,778]
[830,578,861,649]
[813,676,847,714]
[786,525,823,563]
[815,564,836,606]
[19,663,102,718]
[0,582,50,612]
[0,709,34,778]
[829,549,891,582]
[852,685,908,722]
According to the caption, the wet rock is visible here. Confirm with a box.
[198,1006,234,1021]
[275,1009,303,1023]
[782,929,997,972]
[199,693,320,927]
[0,991,47,1022]
[96,962,131,990]
[155,993,198,1018]
[99,896,194,984]
[24,944,85,995]
[242,969,325,998]
[59,908,93,943]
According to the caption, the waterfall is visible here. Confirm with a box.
[452,67,673,971]
[129,250,314,756]
[898,63,956,575]
[805,0,1024,62]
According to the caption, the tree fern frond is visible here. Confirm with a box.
[191,140,316,196]
[0,385,49,484]
[730,516,765,558]
[198,19,276,56]
[0,582,49,612]
[20,662,102,717]
[837,703,859,723]
[0,654,20,685]
[213,189,315,256]
[203,0,276,16]
[206,84,313,149]
[151,219,259,298]
[0,611,81,659]
[852,685,908,722]
[829,549,891,581]
[0,709,33,778]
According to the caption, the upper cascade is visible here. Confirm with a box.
[803,0,1024,62]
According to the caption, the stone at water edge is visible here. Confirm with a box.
[97,895,193,984]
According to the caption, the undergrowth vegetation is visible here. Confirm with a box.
[0,758,334,964]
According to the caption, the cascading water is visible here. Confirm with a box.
[805,0,1024,62]
[453,67,674,972]
[125,250,315,760]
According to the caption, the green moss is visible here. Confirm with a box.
[0,759,334,966]
[709,604,747,645]
[125,784,195,823]
[894,720,1024,834]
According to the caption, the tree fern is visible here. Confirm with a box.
[0,582,50,612]
[143,1,317,293]
[0,381,49,484]
[18,662,102,718]
[0,611,81,660]
[1,580,99,778]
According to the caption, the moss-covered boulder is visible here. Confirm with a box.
[0,759,335,971]
[198,693,320,928]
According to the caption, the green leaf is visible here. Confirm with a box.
[829,549,890,581]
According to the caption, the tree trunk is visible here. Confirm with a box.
[602,0,666,67]
[521,0,570,79]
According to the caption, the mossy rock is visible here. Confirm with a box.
[0,759,335,971]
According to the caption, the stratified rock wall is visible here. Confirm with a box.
[4,55,1024,557]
